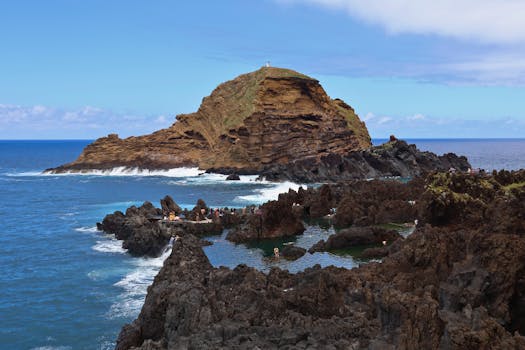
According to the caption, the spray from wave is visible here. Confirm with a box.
[235,181,304,204]
[74,226,99,233]
[92,237,127,254]
[7,167,203,178]
[108,244,172,319]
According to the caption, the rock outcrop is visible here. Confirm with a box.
[259,139,471,182]
[308,227,402,253]
[96,201,168,257]
[226,199,305,243]
[115,171,525,349]
[47,67,371,174]
[281,245,307,261]
[97,198,222,257]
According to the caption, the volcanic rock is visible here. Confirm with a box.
[281,245,307,261]
[115,225,525,349]
[226,198,305,243]
[114,171,525,349]
[260,139,471,182]
[47,67,371,174]
[160,195,181,216]
[97,201,169,257]
[225,173,240,181]
[308,227,402,253]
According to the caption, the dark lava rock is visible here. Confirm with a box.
[116,224,525,350]
[115,172,525,349]
[361,246,389,259]
[97,201,170,257]
[225,173,240,181]
[259,139,471,183]
[281,245,306,261]
[226,199,305,243]
[160,195,181,215]
[97,197,223,257]
[309,227,401,253]
[333,179,421,228]
[186,199,209,221]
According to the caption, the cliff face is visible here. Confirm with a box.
[49,67,371,173]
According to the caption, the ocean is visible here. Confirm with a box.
[1,139,523,350]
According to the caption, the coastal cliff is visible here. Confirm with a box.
[48,67,371,173]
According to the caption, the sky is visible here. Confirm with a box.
[0,0,524,139]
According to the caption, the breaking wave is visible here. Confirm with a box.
[9,167,203,178]
[235,181,304,204]
[108,247,171,319]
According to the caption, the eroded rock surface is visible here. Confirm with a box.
[115,170,525,349]
[226,198,305,243]
[260,139,471,182]
[48,67,370,174]
[308,227,402,254]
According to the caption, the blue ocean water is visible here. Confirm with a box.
[1,139,523,350]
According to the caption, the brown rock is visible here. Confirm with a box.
[48,67,371,173]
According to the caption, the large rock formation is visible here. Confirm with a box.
[97,197,222,257]
[259,139,471,182]
[115,171,525,349]
[47,67,371,173]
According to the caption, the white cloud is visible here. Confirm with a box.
[362,112,375,121]
[407,113,426,121]
[377,116,392,125]
[363,112,525,138]
[0,103,173,139]
[279,0,525,44]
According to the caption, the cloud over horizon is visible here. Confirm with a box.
[363,112,525,138]
[279,0,525,44]
[0,104,173,139]
[277,0,525,85]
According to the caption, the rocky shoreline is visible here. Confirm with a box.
[95,169,525,349]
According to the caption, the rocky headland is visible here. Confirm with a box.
[107,170,525,349]
[47,67,371,174]
[46,68,469,182]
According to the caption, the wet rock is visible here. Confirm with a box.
[97,201,170,257]
[225,173,240,181]
[281,245,306,261]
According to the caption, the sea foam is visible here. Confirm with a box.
[18,167,203,178]
[74,226,99,233]
[235,181,304,204]
[49,166,202,177]
[92,237,127,254]
[108,247,171,318]
[166,173,266,186]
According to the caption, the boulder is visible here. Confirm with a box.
[281,245,306,261]
[226,199,305,243]
[225,173,240,181]
[97,201,169,257]
[160,195,181,215]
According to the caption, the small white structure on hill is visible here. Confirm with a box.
[265,61,271,68]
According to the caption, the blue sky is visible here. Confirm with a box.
[1,0,524,139]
